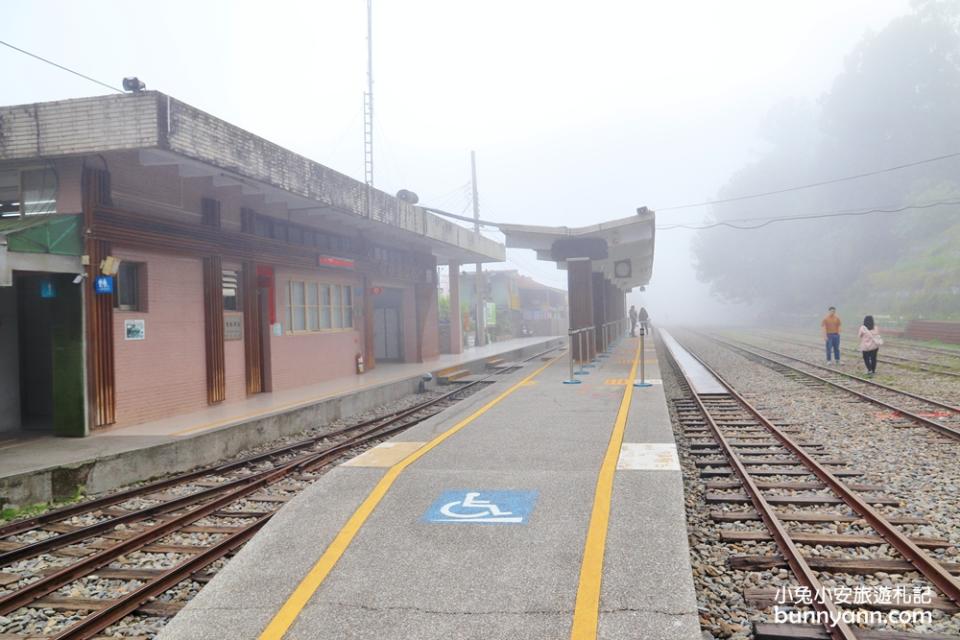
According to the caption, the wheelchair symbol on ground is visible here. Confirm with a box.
[423,490,538,525]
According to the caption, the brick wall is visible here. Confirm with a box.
[269,266,363,390]
[112,248,207,427]
[0,93,158,161]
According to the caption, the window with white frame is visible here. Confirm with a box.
[288,281,355,332]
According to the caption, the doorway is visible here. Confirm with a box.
[373,287,404,362]
[14,272,84,435]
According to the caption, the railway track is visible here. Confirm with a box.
[745,331,960,379]
[665,336,960,640]
[700,334,960,442]
[0,348,557,639]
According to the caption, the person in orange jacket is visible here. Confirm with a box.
[821,306,842,364]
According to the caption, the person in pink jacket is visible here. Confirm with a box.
[857,315,883,377]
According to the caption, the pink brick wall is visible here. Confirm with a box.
[269,266,363,391]
[112,248,207,427]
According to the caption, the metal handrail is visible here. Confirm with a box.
[566,325,595,381]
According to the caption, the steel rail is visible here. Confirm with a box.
[50,516,270,640]
[709,335,960,441]
[0,376,495,540]
[748,330,960,378]
[676,338,960,607]
[0,365,516,550]
[1,344,563,622]
[663,342,857,639]
[0,402,447,616]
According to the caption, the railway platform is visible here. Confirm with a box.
[158,332,701,640]
[0,336,563,508]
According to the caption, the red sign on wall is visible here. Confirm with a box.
[318,255,355,269]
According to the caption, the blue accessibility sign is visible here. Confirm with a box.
[422,490,538,525]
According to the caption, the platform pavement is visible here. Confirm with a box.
[0,336,563,507]
[158,333,700,640]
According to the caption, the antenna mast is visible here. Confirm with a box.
[363,0,374,215]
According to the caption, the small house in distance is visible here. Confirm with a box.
[457,270,567,343]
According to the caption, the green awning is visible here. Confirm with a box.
[0,214,82,255]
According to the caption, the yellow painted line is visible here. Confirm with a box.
[258,354,563,639]
[569,334,642,639]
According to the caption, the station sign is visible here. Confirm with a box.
[422,490,538,525]
[318,255,354,270]
[93,275,114,295]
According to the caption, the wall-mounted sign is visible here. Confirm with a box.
[369,286,384,295]
[318,255,355,270]
[94,275,114,295]
[271,322,283,337]
[124,319,145,341]
[224,316,243,341]
[484,301,497,326]
[40,279,56,299]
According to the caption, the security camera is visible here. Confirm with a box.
[122,77,146,92]
[72,273,86,284]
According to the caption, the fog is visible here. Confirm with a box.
[8,0,954,327]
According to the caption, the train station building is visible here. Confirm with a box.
[0,92,504,438]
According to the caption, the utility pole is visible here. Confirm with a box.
[363,0,374,216]
[471,150,484,347]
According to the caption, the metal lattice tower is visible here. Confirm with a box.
[363,0,374,214]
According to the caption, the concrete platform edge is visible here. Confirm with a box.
[0,338,564,507]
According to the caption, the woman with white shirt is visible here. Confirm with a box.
[857,315,883,377]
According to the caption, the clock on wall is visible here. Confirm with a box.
[614,259,632,279]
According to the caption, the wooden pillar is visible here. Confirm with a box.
[242,261,263,395]
[203,256,226,404]
[567,258,594,361]
[592,272,606,353]
[82,168,115,429]
[447,260,463,354]
[363,274,376,371]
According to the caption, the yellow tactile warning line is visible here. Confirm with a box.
[258,353,564,639]
[570,336,642,639]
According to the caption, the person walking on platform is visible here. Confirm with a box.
[821,306,842,364]
[858,315,883,377]
[638,306,649,335]
[629,305,638,337]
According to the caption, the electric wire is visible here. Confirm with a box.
[0,39,123,93]
[656,151,960,211]
[656,198,960,230]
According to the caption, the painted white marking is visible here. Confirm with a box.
[437,492,521,522]
[632,378,662,385]
[617,443,680,471]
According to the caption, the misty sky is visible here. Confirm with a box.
[2,0,911,322]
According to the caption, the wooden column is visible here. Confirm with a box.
[447,261,463,354]
[363,274,376,372]
[592,272,606,353]
[203,256,226,404]
[82,168,116,429]
[242,262,263,395]
[567,258,594,361]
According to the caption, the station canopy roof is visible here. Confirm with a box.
[0,92,504,264]
[498,209,655,291]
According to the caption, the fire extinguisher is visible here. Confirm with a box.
[356,352,365,374]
